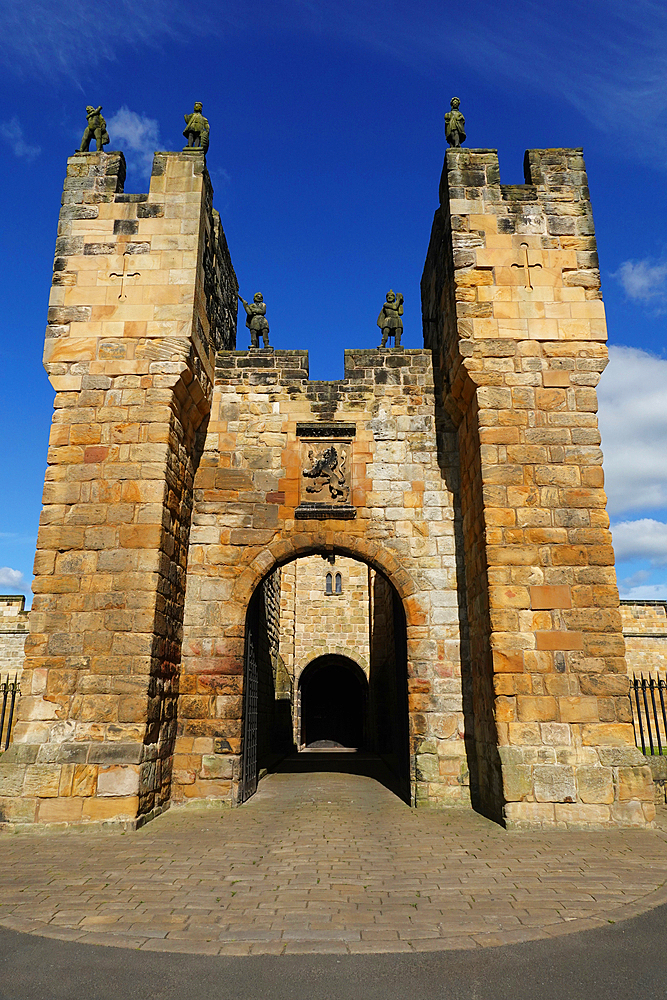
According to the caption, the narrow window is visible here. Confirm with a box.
[335,572,342,594]
[325,573,333,594]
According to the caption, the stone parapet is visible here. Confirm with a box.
[422,147,653,828]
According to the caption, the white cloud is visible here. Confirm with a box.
[0,567,25,590]
[0,117,40,161]
[612,519,667,566]
[613,259,667,304]
[598,346,667,515]
[106,107,161,176]
[619,583,667,601]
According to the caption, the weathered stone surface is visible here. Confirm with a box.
[533,764,576,802]
[97,765,140,797]
[576,766,614,804]
[422,146,652,826]
[0,144,653,831]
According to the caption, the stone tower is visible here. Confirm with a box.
[0,142,654,830]
[421,147,653,827]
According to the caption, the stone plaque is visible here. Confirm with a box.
[296,439,356,519]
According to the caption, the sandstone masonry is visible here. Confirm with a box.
[621,600,667,679]
[0,143,654,830]
[0,597,29,681]
[421,147,653,828]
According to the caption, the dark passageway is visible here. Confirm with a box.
[299,655,367,749]
[241,558,410,806]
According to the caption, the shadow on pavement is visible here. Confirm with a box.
[266,750,407,801]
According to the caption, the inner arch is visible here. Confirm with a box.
[240,551,410,803]
[299,655,368,749]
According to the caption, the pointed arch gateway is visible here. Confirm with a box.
[237,544,412,805]
[174,345,474,817]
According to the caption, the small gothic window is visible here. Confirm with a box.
[325,573,333,594]
[335,572,342,594]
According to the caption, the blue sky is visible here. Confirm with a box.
[1,0,667,605]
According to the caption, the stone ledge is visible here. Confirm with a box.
[295,505,357,520]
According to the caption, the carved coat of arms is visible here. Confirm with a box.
[302,444,350,503]
[294,425,356,519]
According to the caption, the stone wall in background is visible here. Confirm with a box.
[283,554,371,679]
[0,596,29,680]
[621,601,667,678]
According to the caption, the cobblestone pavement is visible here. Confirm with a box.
[2,758,667,956]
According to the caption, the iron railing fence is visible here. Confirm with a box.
[631,673,667,755]
[0,674,20,751]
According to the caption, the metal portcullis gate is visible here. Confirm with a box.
[240,625,258,803]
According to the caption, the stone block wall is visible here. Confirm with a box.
[278,554,371,746]
[422,147,654,828]
[0,150,237,827]
[0,597,30,680]
[281,554,371,678]
[176,348,467,808]
[621,600,667,678]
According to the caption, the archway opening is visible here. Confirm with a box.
[240,550,410,804]
[299,655,367,749]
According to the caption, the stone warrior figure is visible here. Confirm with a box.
[76,106,109,153]
[445,96,466,148]
[183,102,209,154]
[377,290,404,347]
[238,292,270,348]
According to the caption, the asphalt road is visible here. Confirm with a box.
[1,903,666,1000]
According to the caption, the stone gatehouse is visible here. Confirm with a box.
[0,141,655,830]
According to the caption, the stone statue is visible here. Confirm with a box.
[445,97,466,148]
[377,290,404,348]
[76,106,109,153]
[183,102,209,154]
[238,292,270,348]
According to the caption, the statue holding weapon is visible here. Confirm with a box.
[76,105,109,153]
[238,291,270,348]
[377,290,404,347]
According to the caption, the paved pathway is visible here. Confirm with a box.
[2,758,667,956]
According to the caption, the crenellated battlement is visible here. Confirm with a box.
[0,138,654,832]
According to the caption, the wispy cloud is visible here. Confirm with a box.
[0,567,25,590]
[0,117,41,161]
[0,0,193,78]
[4,0,667,169]
[106,107,161,177]
[613,259,667,306]
[281,0,667,165]
[598,346,667,515]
